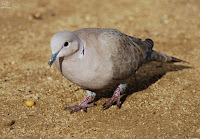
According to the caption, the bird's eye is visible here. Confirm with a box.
[64,42,69,47]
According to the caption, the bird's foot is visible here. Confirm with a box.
[103,83,127,109]
[103,86,121,109]
[64,101,96,114]
[64,90,96,114]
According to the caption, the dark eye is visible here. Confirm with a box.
[64,42,69,47]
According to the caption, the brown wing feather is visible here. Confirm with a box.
[100,29,147,80]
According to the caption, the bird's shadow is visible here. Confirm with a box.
[93,62,191,107]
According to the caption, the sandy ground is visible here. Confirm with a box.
[0,0,200,138]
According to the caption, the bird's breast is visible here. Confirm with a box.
[55,54,113,90]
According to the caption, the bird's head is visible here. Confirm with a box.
[49,31,82,67]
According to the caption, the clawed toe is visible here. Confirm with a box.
[103,86,122,110]
[64,102,96,114]
[70,106,84,114]
[64,106,86,114]
[64,91,96,114]
[103,100,121,110]
[103,102,110,110]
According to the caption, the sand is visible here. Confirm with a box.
[0,0,200,138]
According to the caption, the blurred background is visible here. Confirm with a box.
[0,0,200,138]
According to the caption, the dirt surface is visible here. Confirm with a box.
[0,0,200,138]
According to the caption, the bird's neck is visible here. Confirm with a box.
[78,40,85,59]
[66,39,86,61]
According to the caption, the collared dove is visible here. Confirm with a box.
[49,28,185,113]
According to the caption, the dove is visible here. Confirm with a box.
[49,28,185,113]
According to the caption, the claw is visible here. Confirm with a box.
[70,110,76,114]
[83,107,87,113]
[70,110,74,114]
[103,102,111,110]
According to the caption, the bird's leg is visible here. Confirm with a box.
[103,83,127,109]
[64,90,96,114]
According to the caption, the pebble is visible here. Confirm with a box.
[29,13,42,20]
[25,100,35,107]
[5,120,15,126]
[34,95,39,100]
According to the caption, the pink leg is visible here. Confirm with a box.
[64,90,96,114]
[103,84,127,109]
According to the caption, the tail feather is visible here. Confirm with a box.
[142,38,187,63]
[150,50,187,63]
[143,38,154,50]
[145,39,154,49]
[171,56,187,62]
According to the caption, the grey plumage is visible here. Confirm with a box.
[49,28,185,113]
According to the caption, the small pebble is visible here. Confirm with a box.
[34,95,39,100]
[164,19,168,24]
[33,13,42,19]
[51,12,56,16]
[5,120,15,126]
[25,100,35,107]
[29,13,42,20]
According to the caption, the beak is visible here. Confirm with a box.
[49,52,58,67]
